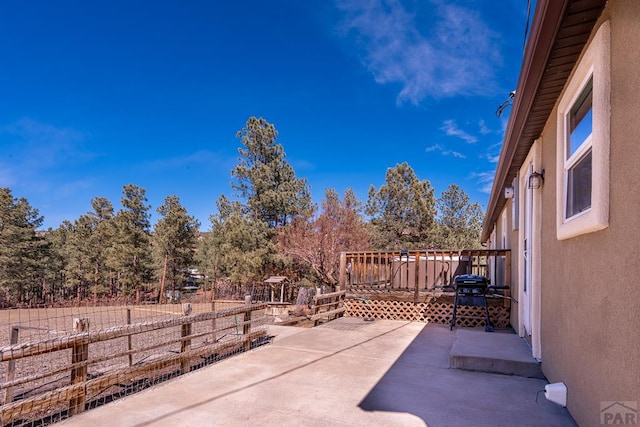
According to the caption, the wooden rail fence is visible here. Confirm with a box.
[310,291,346,326]
[0,302,267,425]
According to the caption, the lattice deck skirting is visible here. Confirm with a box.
[344,298,510,328]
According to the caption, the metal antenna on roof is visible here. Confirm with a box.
[496,91,516,117]
[495,1,529,119]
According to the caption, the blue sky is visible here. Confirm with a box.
[0,0,529,230]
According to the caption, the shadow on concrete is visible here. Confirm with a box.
[358,324,576,427]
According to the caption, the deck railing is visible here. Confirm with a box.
[339,249,511,296]
[338,249,512,324]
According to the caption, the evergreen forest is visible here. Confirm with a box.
[0,117,484,306]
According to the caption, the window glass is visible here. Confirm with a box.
[568,79,593,157]
[566,150,592,218]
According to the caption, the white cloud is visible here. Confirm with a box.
[4,118,90,166]
[482,141,503,163]
[0,118,95,189]
[470,171,495,193]
[54,179,93,198]
[478,120,491,135]
[425,143,466,159]
[441,119,477,143]
[336,0,500,104]
[499,117,509,134]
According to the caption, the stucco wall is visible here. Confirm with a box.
[539,2,640,426]
[491,201,520,330]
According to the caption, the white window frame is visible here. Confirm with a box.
[564,76,593,219]
[556,21,610,240]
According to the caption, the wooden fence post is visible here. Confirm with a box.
[181,303,192,374]
[312,296,320,327]
[126,308,133,367]
[3,326,19,404]
[339,252,346,291]
[159,254,168,304]
[69,317,89,415]
[243,295,252,352]
[413,251,420,305]
[211,302,217,344]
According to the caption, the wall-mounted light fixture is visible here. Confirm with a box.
[528,169,545,189]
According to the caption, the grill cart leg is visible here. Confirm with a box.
[483,297,494,332]
[450,294,459,330]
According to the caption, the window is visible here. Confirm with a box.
[565,79,593,219]
[566,150,592,217]
[556,21,610,240]
[569,79,593,156]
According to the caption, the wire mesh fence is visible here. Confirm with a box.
[0,300,269,426]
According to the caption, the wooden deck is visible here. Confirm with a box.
[339,249,513,328]
[340,249,511,294]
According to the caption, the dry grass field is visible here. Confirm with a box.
[0,301,245,345]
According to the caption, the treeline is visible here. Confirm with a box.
[0,117,483,306]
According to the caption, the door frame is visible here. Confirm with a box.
[522,161,533,336]
[518,139,542,360]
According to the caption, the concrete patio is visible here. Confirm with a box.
[60,318,575,426]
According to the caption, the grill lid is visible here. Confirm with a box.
[454,274,488,285]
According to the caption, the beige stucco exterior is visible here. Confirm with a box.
[484,2,640,425]
[539,4,640,424]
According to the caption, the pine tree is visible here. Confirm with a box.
[232,117,311,227]
[153,195,200,298]
[87,197,116,296]
[43,224,70,302]
[200,195,273,284]
[64,214,95,299]
[105,184,153,295]
[0,188,44,305]
[366,163,437,249]
[435,184,484,250]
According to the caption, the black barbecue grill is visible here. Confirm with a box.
[450,274,494,332]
